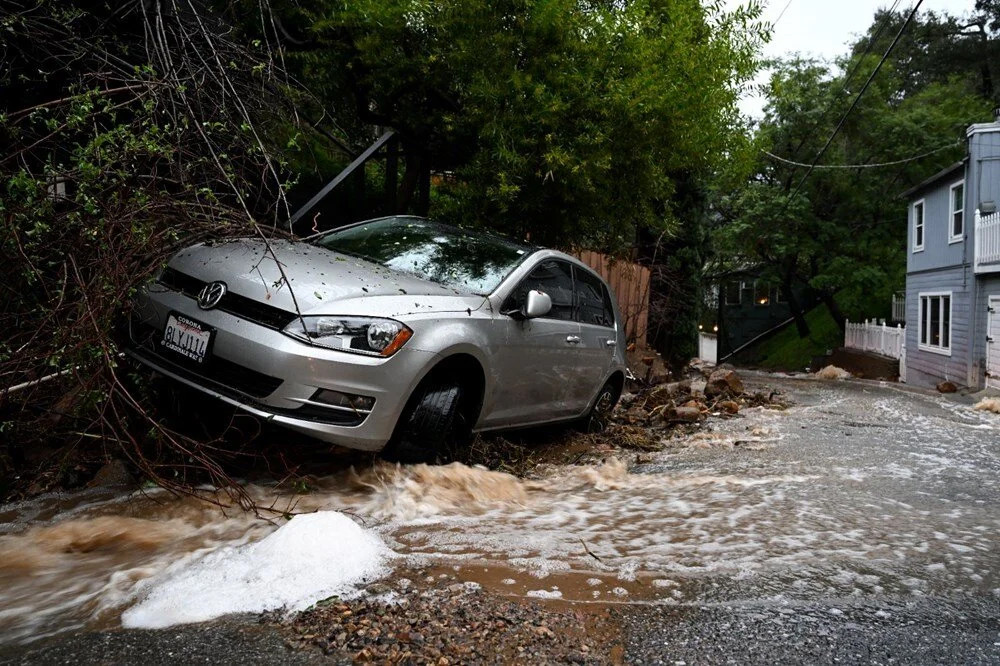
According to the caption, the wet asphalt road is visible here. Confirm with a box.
[4,375,1000,664]
[620,375,1000,664]
[620,597,1000,665]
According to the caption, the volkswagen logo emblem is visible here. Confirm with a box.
[197,281,227,310]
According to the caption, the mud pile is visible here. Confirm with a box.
[606,367,786,451]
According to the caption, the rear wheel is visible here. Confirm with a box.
[581,379,620,433]
[383,380,467,464]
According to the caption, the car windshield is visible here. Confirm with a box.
[313,217,532,295]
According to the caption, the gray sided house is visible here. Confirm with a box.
[903,112,1000,390]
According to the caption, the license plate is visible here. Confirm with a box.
[161,312,213,364]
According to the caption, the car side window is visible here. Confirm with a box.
[574,267,615,328]
[504,260,575,321]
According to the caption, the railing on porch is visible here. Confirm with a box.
[891,292,905,322]
[845,319,905,360]
[975,208,1000,273]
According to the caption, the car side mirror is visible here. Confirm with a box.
[523,290,552,319]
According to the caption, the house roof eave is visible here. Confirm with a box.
[899,159,967,200]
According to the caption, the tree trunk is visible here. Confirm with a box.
[396,149,420,212]
[784,278,811,338]
[384,135,399,214]
[820,291,846,330]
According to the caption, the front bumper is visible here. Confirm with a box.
[126,285,437,451]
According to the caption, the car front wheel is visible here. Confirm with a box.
[383,380,466,464]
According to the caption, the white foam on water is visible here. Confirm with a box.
[525,588,562,599]
[121,511,392,629]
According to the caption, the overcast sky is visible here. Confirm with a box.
[735,0,979,118]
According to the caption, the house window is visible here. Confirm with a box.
[46,174,69,201]
[724,281,741,305]
[912,199,924,251]
[949,181,964,243]
[740,280,754,304]
[754,281,770,306]
[919,292,951,355]
[775,285,789,304]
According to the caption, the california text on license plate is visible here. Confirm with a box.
[161,313,213,363]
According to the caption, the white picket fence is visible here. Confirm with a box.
[975,208,1000,273]
[891,292,905,322]
[845,319,905,360]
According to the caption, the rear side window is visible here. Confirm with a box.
[505,260,576,321]
[574,266,615,328]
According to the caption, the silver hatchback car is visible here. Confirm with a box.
[126,216,627,460]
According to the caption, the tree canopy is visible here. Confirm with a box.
[272,0,768,248]
[714,6,996,335]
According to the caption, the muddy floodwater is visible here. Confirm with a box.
[1,376,998,647]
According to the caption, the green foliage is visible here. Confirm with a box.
[715,6,997,330]
[272,0,768,248]
[742,304,841,371]
[0,0,301,493]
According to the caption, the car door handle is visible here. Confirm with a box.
[605,339,617,347]
[566,335,581,344]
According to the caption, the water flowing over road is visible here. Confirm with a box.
[1,375,998,651]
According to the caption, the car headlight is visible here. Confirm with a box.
[283,316,412,357]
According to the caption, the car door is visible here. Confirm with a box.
[483,259,583,426]
[572,266,617,408]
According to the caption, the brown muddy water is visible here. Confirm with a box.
[2,377,999,648]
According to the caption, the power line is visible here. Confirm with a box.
[771,0,902,166]
[838,0,903,96]
[763,141,959,169]
[785,0,925,204]
[773,0,795,27]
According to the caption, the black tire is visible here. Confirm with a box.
[383,381,465,464]
[581,380,620,433]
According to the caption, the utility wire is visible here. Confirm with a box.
[773,0,795,27]
[769,0,903,166]
[785,0,925,204]
[837,0,903,96]
[763,141,959,169]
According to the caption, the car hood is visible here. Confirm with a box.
[168,238,486,317]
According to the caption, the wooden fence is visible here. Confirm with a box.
[575,250,650,347]
[844,319,905,360]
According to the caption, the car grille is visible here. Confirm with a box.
[129,321,283,399]
[158,268,295,330]
[127,321,366,426]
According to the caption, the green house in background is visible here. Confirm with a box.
[707,268,818,362]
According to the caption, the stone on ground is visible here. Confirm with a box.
[671,406,704,422]
[704,369,744,398]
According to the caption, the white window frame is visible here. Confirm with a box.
[948,180,964,244]
[918,291,952,356]
[912,198,925,252]
[724,281,741,306]
[753,280,770,307]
